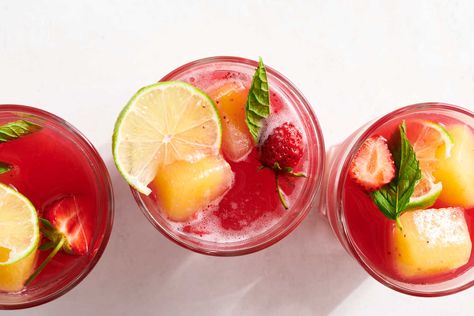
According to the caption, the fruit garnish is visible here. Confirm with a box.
[245,57,270,142]
[113,81,222,195]
[405,173,442,210]
[370,122,422,228]
[242,58,306,209]
[349,135,395,191]
[209,81,253,162]
[433,124,474,208]
[0,120,41,143]
[41,196,89,255]
[393,207,471,277]
[153,156,233,221]
[400,120,452,210]
[407,120,454,171]
[25,196,89,286]
[259,122,306,209]
[260,122,304,169]
[0,162,12,175]
[0,183,39,292]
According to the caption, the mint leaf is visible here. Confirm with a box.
[370,121,421,225]
[245,57,270,142]
[0,120,41,143]
[0,162,12,175]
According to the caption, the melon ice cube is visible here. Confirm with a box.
[0,247,36,292]
[433,124,474,208]
[152,156,233,221]
[393,207,472,277]
[209,82,253,162]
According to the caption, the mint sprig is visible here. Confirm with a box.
[370,121,421,228]
[0,120,41,143]
[0,162,12,175]
[245,57,270,142]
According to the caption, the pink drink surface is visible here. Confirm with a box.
[343,114,474,284]
[151,69,308,241]
[0,120,98,288]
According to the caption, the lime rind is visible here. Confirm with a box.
[405,120,452,210]
[422,120,454,158]
[413,120,454,159]
[406,180,443,210]
[112,81,222,195]
[0,183,39,266]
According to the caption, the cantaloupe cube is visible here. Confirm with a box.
[393,207,472,277]
[433,124,474,208]
[152,156,233,221]
[0,247,36,292]
[209,82,253,162]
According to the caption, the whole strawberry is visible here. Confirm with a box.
[259,122,306,209]
[260,122,304,168]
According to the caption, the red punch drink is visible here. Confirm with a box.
[325,103,474,296]
[113,57,325,255]
[0,105,113,309]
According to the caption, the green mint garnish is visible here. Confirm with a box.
[370,121,422,229]
[245,57,270,143]
[0,162,12,175]
[0,120,41,143]
[0,120,41,176]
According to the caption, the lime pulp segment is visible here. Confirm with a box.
[113,81,222,195]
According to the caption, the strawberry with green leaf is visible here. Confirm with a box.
[25,196,89,285]
[245,58,306,209]
[350,121,422,229]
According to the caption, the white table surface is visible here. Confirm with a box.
[1,1,474,315]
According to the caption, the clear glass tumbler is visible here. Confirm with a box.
[0,105,114,309]
[323,102,474,296]
[131,56,326,256]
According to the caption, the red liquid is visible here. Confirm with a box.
[343,114,474,284]
[0,122,99,287]
[154,70,308,241]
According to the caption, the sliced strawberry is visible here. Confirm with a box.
[43,196,89,255]
[350,135,395,191]
[25,196,90,286]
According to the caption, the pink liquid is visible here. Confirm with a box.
[153,69,309,242]
[0,120,99,289]
[343,114,474,284]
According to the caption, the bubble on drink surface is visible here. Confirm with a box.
[165,181,305,244]
[172,209,283,243]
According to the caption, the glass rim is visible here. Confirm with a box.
[0,104,115,309]
[335,102,474,297]
[131,56,326,256]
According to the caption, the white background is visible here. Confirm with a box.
[1,1,474,315]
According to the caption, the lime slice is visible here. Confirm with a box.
[405,120,453,209]
[408,120,454,172]
[407,172,442,210]
[113,81,222,195]
[0,183,39,292]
